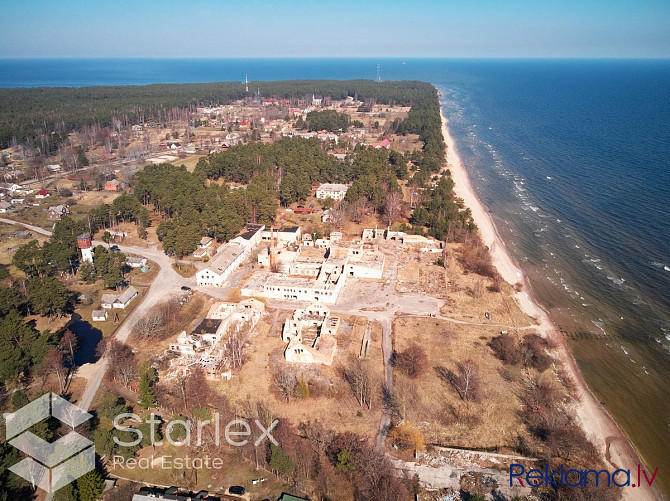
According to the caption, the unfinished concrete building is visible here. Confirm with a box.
[282,304,340,365]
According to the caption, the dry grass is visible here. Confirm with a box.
[172,262,197,278]
[0,222,49,264]
[217,313,385,442]
[392,316,533,452]
[131,292,210,362]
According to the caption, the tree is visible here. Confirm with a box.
[104,339,137,388]
[489,334,522,365]
[392,343,427,378]
[78,260,95,283]
[0,284,24,316]
[436,359,482,402]
[388,423,425,453]
[134,307,165,339]
[101,231,112,248]
[97,393,129,420]
[12,390,29,411]
[45,216,86,274]
[13,240,50,277]
[295,374,309,399]
[384,190,404,227]
[0,310,47,383]
[339,353,376,410]
[43,347,67,393]
[59,329,79,367]
[269,443,295,479]
[76,469,105,501]
[53,483,78,501]
[336,448,355,474]
[139,364,158,408]
[275,369,297,403]
[76,145,89,167]
[25,276,72,318]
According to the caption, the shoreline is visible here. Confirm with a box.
[438,102,661,501]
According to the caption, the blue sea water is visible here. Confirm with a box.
[1,58,669,494]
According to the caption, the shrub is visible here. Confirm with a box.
[392,343,428,378]
[522,334,553,372]
[489,334,522,365]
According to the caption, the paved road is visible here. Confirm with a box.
[77,241,200,411]
[0,217,200,410]
[0,217,53,236]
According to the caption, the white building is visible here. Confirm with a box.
[126,256,147,268]
[344,245,385,279]
[100,286,138,309]
[92,310,108,322]
[316,183,348,201]
[283,304,339,365]
[260,226,301,244]
[196,224,264,287]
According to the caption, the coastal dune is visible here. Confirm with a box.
[439,105,660,501]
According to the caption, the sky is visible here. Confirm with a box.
[1,0,669,59]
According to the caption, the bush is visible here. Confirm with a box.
[392,343,428,378]
[521,334,553,372]
[489,334,522,365]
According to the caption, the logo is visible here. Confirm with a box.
[4,393,94,494]
[510,463,659,489]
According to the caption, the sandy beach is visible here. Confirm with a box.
[440,104,661,501]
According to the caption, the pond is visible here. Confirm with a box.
[68,313,103,366]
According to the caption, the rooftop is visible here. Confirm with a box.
[208,244,245,274]
[317,183,348,192]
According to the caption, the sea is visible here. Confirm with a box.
[1,58,669,495]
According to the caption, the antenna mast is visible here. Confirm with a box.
[376,64,381,82]
[245,73,249,92]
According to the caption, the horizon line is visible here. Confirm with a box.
[1,56,669,61]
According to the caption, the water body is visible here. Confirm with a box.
[69,313,103,366]
[2,58,668,494]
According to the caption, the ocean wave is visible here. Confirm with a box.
[607,275,626,285]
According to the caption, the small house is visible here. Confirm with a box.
[47,204,70,220]
[92,310,108,322]
[104,179,122,191]
[126,256,147,268]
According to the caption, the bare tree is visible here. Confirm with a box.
[184,366,210,412]
[225,322,252,370]
[339,353,377,410]
[383,190,404,227]
[104,339,137,389]
[436,359,482,402]
[43,348,67,394]
[59,329,79,367]
[275,368,297,403]
[346,197,370,224]
[392,343,427,379]
[134,308,166,339]
[329,202,347,229]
